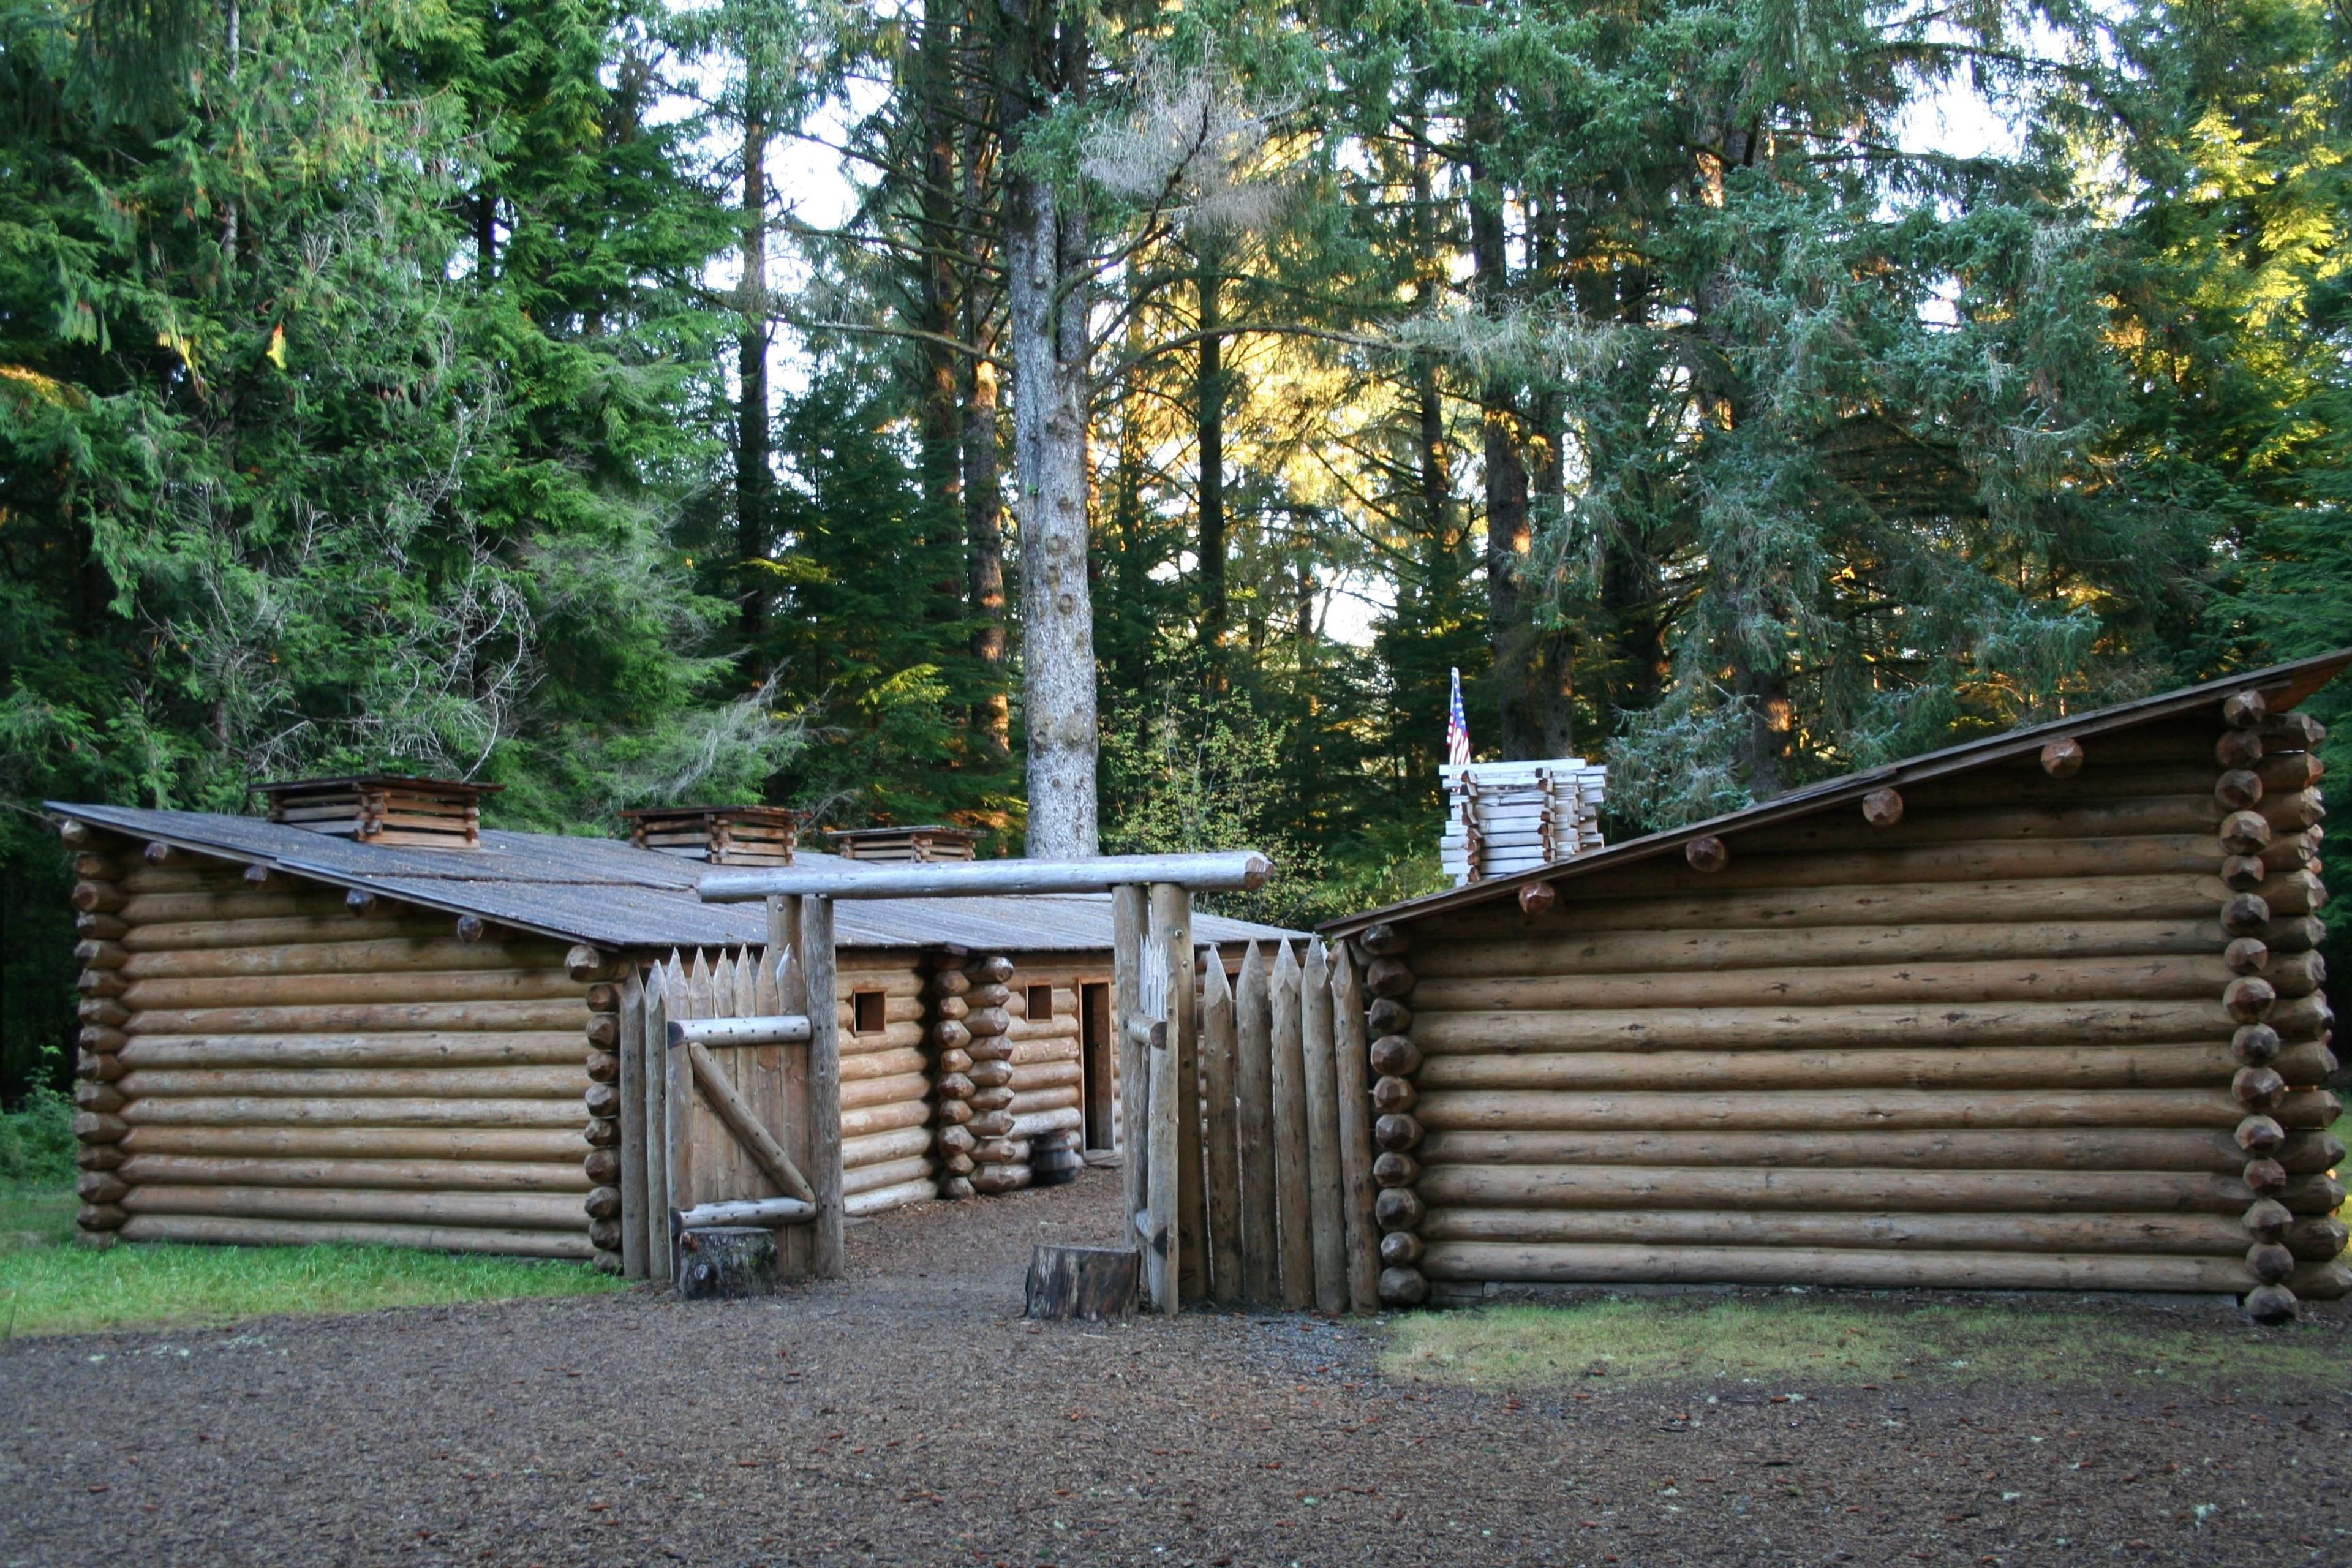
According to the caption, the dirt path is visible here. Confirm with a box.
[4,1169,2346,1567]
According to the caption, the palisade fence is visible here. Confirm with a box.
[1122,892,1379,1314]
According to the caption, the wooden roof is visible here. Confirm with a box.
[50,804,1298,954]
[1322,648,2352,938]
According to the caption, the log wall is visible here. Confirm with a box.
[832,952,935,1214]
[1368,702,2350,1319]
[70,842,595,1258]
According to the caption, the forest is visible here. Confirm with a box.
[1,0,2347,1099]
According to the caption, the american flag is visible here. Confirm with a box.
[1446,667,1472,766]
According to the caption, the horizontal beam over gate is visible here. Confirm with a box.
[666,1015,812,1049]
[696,851,1273,902]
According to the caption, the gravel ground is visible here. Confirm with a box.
[4,1167,2348,1567]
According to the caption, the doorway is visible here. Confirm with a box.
[1080,981,1114,1153]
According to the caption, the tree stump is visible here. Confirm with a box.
[1025,1245,1139,1321]
[674,1226,782,1300]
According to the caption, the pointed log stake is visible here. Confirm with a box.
[1331,943,1379,1314]
[1234,942,1277,1306]
[1200,954,1242,1305]
[1861,788,1905,826]
[1685,836,1729,873]
[2040,738,2084,778]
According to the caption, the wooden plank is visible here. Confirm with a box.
[684,1038,815,1203]
[1153,884,1202,1304]
[1112,884,1151,1295]
[1234,943,1277,1306]
[1329,942,1379,1314]
[640,962,668,1275]
[1268,940,1313,1310]
[1299,940,1346,1314]
[616,969,649,1280]
[1200,953,1242,1304]
[802,894,845,1278]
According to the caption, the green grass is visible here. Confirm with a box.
[0,1183,627,1338]
[1384,1295,2348,1392]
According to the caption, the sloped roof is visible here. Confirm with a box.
[1322,648,2352,937]
[49,804,1298,954]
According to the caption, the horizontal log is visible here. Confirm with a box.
[116,1032,587,1069]
[120,1125,597,1162]
[119,1066,587,1101]
[845,1178,943,1216]
[840,1047,929,1084]
[1009,1105,1084,1140]
[1417,1163,2255,1215]
[1011,1060,1084,1091]
[840,1100,932,1140]
[670,1014,812,1049]
[673,1196,814,1228]
[1556,835,2228,900]
[1008,1035,1081,1067]
[121,1096,589,1128]
[843,1126,937,1169]
[1414,998,2234,1055]
[1427,875,2239,941]
[1420,1207,2247,1256]
[1009,1085,1082,1117]
[121,890,377,925]
[123,1184,586,1229]
[121,970,582,1010]
[843,1155,937,1197]
[1412,954,2236,1014]
[840,1021,926,1053]
[120,1155,590,1192]
[1415,1087,2248,1134]
[124,937,574,981]
[124,1000,587,1036]
[1419,1043,2247,1095]
[1418,1242,2252,1294]
[1415,1126,2344,1174]
[120,916,420,952]
[117,1215,594,1258]
[699,851,1272,899]
[839,1072,930,1113]
[835,993,927,1028]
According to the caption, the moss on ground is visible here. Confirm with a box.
[0,1183,625,1338]
[1383,1293,2346,1392]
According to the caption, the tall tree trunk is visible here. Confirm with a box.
[1467,130,1540,760]
[965,339,1009,759]
[737,108,771,645]
[1195,238,1227,660]
[914,4,963,548]
[998,0,1097,856]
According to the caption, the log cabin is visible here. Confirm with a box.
[1322,653,2352,1324]
[52,783,1291,1273]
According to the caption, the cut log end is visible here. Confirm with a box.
[2223,937,2271,975]
[1360,924,1409,958]
[1379,1231,1424,1268]
[1378,1267,1430,1308]
[1366,958,1416,999]
[2233,1025,2283,1068]
[2235,1114,2287,1155]
[1518,881,1558,916]
[2241,1284,2297,1326]
[2246,1242,2297,1283]
[1684,836,1730,873]
[2222,894,2273,935]
[1861,788,1905,826]
[2222,688,2270,729]
[2216,729,2265,769]
[1024,1245,1139,1321]
[345,888,378,917]
[1368,1035,1422,1078]
[2216,770,2265,812]
[2038,739,2084,779]
[456,915,486,943]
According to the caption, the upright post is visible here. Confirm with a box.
[1111,884,1147,1237]
[799,893,845,1278]
[1150,883,1200,1304]
[769,895,811,1278]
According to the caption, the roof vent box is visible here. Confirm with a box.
[824,824,981,863]
[620,805,800,866]
[255,775,501,850]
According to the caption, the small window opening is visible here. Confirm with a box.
[853,990,887,1035]
[1027,984,1054,1020]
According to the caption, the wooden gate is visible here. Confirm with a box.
[1117,888,1379,1315]
[613,895,845,1283]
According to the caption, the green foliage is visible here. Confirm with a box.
[0,1088,76,1186]
[0,1236,625,1336]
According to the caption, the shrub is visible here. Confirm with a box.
[0,1087,78,1185]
